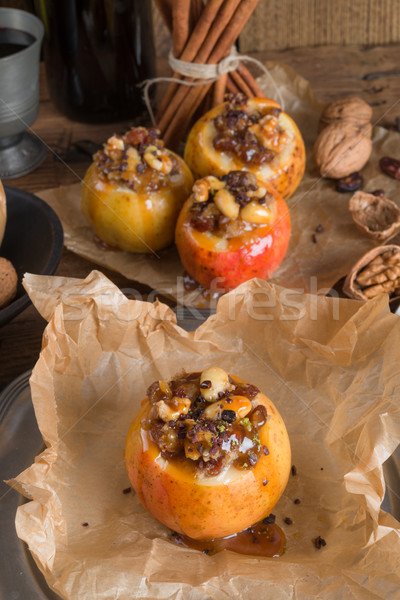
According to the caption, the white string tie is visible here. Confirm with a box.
[139,47,285,127]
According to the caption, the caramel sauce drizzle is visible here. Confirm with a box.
[171,520,286,557]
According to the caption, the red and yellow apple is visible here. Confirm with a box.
[125,370,291,540]
[81,127,193,253]
[184,97,305,200]
[175,173,291,292]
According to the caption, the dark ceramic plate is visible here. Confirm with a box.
[0,186,64,326]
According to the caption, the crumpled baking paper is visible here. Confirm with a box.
[36,62,400,308]
[8,270,400,599]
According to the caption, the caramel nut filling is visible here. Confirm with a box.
[93,126,179,190]
[212,94,291,165]
[143,368,268,477]
[189,171,277,236]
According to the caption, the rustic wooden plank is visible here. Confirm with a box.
[240,0,400,51]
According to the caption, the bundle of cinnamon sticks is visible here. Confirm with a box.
[153,0,264,149]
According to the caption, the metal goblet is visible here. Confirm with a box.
[0,8,46,179]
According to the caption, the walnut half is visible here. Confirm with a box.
[343,245,400,300]
[349,191,400,242]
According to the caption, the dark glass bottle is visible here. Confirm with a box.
[39,0,155,123]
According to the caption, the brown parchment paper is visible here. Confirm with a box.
[8,270,400,600]
[36,63,400,308]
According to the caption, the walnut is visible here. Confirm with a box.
[349,190,400,242]
[313,121,372,179]
[0,257,17,308]
[318,97,373,132]
[313,97,373,179]
[343,245,400,300]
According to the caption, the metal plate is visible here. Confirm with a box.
[0,365,399,600]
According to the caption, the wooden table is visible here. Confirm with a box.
[1,46,400,392]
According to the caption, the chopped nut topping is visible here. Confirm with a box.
[143,369,266,477]
[189,170,277,234]
[93,126,178,188]
[212,94,287,165]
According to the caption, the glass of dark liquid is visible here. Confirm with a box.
[38,1,155,124]
[0,8,45,179]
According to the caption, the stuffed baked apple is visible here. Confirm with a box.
[125,367,291,541]
[175,171,290,291]
[184,94,305,200]
[82,127,193,253]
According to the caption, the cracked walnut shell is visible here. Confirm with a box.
[343,245,400,300]
[349,191,400,242]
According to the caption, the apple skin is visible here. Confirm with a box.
[175,184,291,292]
[184,98,305,200]
[81,159,193,253]
[125,384,291,541]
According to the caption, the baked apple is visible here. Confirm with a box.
[125,367,291,541]
[175,171,291,291]
[184,94,305,200]
[81,127,193,253]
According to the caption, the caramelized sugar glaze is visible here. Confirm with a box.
[171,517,286,557]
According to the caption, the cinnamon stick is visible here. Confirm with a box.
[230,69,254,97]
[159,0,252,134]
[172,0,191,58]
[190,0,204,32]
[226,74,241,95]
[238,62,265,97]
[213,73,228,106]
[159,0,242,124]
[159,0,260,141]
[157,0,226,119]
